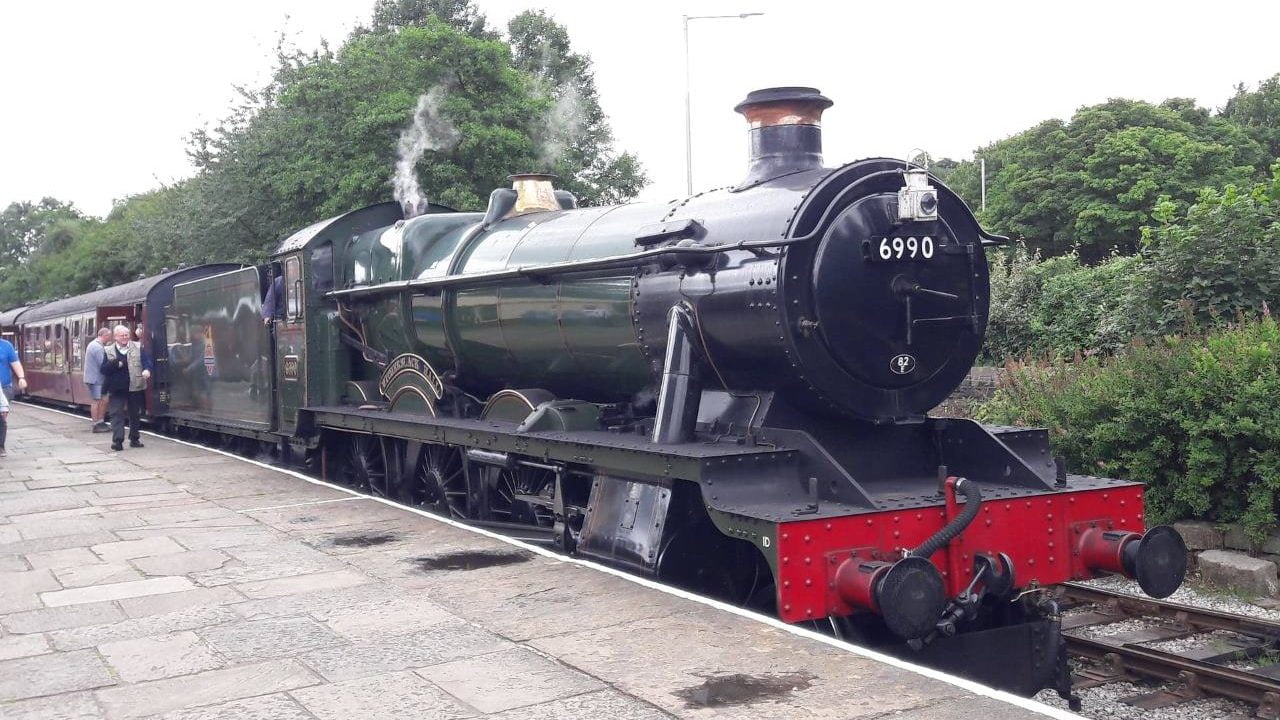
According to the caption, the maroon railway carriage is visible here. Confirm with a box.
[13,266,241,415]
[0,305,35,351]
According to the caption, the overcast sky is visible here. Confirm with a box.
[2,0,1277,218]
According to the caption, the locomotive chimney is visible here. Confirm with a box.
[735,87,833,186]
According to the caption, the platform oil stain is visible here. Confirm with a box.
[410,549,532,572]
[674,672,815,708]
[330,532,400,548]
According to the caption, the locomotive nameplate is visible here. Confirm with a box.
[282,355,300,381]
[379,353,444,400]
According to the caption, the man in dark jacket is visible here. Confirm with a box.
[101,325,152,451]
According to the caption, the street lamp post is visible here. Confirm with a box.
[683,12,763,196]
[980,157,986,211]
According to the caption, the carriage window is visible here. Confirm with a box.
[53,324,65,371]
[284,256,302,322]
[71,321,82,370]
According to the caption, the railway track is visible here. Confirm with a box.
[1057,581,1280,718]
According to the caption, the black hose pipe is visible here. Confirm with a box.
[910,478,982,560]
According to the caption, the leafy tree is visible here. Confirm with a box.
[947,97,1267,260]
[1,3,646,307]
[366,0,494,38]
[1222,74,1280,161]
[979,164,1280,362]
[0,198,82,264]
[1129,163,1280,333]
[506,10,646,205]
[190,8,647,255]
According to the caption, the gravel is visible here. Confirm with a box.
[1142,630,1252,655]
[1081,573,1280,621]
[1067,614,1180,640]
[1051,575,1278,717]
[1034,679,1254,720]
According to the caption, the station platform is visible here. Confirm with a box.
[0,404,1072,719]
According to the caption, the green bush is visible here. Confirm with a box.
[983,247,1046,362]
[984,248,1139,361]
[978,316,1280,541]
[982,164,1280,363]
[1134,165,1280,334]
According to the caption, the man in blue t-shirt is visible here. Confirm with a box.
[0,337,27,457]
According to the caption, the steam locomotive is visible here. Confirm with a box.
[3,87,1186,699]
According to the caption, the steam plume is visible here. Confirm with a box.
[393,87,459,218]
[537,80,586,168]
[527,39,587,170]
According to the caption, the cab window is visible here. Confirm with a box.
[284,256,302,322]
[311,243,334,293]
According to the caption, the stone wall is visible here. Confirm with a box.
[931,366,1001,418]
[1174,520,1280,598]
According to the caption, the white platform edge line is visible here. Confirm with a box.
[241,496,364,512]
[20,401,1082,719]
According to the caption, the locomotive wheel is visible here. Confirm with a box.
[657,523,768,606]
[483,465,555,527]
[407,443,468,519]
[337,434,387,495]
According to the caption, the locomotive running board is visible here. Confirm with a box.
[299,405,798,485]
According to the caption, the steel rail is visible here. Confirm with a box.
[1059,582,1280,717]
[1065,633,1280,715]
[1059,581,1280,639]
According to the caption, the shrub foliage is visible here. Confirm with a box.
[979,316,1280,541]
[985,249,1139,361]
[983,163,1280,363]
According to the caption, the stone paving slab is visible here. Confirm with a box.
[0,404,1061,720]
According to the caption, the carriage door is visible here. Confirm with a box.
[275,255,306,433]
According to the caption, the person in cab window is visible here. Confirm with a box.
[262,274,285,326]
[100,325,152,452]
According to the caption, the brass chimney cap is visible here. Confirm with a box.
[735,87,833,129]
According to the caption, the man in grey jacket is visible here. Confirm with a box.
[83,328,111,432]
[101,325,152,451]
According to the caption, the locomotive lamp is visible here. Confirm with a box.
[898,167,939,222]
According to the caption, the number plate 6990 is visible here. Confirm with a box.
[865,236,935,262]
